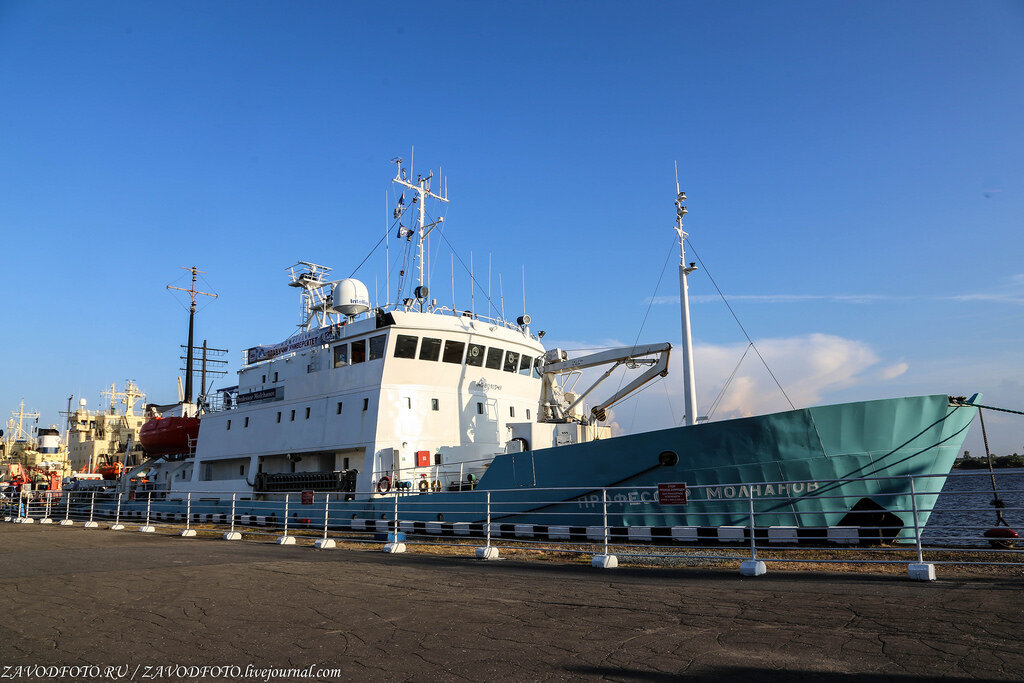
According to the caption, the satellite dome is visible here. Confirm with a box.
[333,279,370,316]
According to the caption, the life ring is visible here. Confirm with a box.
[418,479,429,492]
[377,476,392,493]
[431,480,442,492]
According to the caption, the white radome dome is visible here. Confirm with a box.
[333,278,370,316]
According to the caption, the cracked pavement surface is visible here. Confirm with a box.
[1,525,1022,681]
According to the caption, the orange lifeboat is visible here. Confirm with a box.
[96,461,125,480]
[139,416,200,457]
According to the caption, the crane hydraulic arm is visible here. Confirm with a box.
[540,343,671,423]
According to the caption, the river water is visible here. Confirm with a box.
[921,468,1024,545]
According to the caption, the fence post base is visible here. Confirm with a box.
[15,517,35,524]
[908,563,936,581]
[592,554,618,569]
[83,521,98,528]
[180,529,197,537]
[223,531,242,541]
[110,523,125,530]
[276,536,296,545]
[383,542,407,554]
[476,546,500,560]
[59,519,74,526]
[3,516,12,522]
[139,525,156,533]
[39,518,53,524]
[740,560,767,577]
[314,538,336,549]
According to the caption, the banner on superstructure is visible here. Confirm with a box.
[245,324,344,365]
[236,388,282,404]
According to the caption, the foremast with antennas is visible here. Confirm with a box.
[391,156,448,310]
[674,175,699,427]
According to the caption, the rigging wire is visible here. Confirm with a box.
[630,235,679,350]
[349,232,389,279]
[706,342,752,419]
[615,234,679,418]
[686,238,796,410]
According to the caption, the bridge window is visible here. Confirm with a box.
[369,334,387,360]
[336,402,343,415]
[519,355,532,375]
[503,351,520,373]
[510,406,515,418]
[244,417,249,428]
[431,398,439,411]
[276,412,281,423]
[419,337,442,361]
[290,410,295,422]
[485,347,503,370]
[226,419,231,430]
[394,335,418,358]
[533,357,543,378]
[466,343,485,367]
[363,398,369,411]
[351,339,366,364]
[477,402,484,414]
[305,407,310,419]
[527,409,531,420]
[333,344,348,368]
[443,340,465,364]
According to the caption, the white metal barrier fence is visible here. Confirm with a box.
[3,470,1021,580]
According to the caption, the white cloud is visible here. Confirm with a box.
[881,362,909,380]
[696,334,880,418]
[646,294,899,305]
[539,332,1023,455]
[647,274,1024,307]
[564,333,885,433]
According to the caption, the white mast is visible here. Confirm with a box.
[392,156,448,308]
[674,166,699,426]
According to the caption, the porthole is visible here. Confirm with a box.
[658,451,679,467]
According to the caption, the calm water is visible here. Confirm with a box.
[922,468,1024,545]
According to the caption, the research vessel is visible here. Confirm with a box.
[119,158,978,540]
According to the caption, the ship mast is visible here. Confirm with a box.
[6,399,40,443]
[674,170,699,426]
[168,267,217,404]
[392,156,448,309]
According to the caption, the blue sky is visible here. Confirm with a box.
[1,1,1022,453]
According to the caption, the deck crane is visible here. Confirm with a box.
[539,343,671,425]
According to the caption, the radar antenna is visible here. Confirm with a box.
[287,261,337,330]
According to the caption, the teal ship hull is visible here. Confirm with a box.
[473,393,977,539]
[79,393,977,541]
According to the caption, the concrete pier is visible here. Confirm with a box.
[1,524,1021,680]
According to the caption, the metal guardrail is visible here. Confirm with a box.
[3,470,1021,580]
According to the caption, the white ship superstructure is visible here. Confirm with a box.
[162,159,667,500]
[193,307,555,497]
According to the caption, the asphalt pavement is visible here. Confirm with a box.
[1,524,1022,681]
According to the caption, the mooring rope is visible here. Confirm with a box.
[976,408,1010,527]
[949,397,1024,416]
